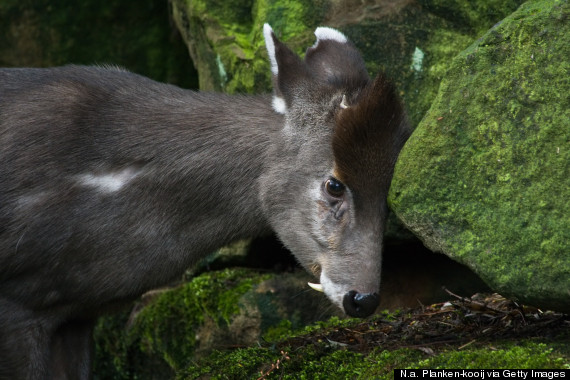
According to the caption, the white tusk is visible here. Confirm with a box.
[308,282,324,292]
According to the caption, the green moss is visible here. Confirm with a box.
[263,319,294,343]
[279,348,367,379]
[98,302,569,378]
[176,337,569,379]
[263,315,364,343]
[94,268,270,376]
[94,310,144,380]
[173,0,523,130]
[410,343,569,369]
[417,0,526,35]
[172,0,327,94]
[0,0,197,88]
[176,347,276,379]
[264,311,402,344]
[389,0,570,311]
[322,2,519,127]
[133,268,269,370]
[179,345,372,379]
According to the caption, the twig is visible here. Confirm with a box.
[257,350,290,380]
[442,287,508,315]
[458,339,476,350]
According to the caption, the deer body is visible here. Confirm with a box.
[0,25,409,378]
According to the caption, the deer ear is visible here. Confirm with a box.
[263,24,309,115]
[305,27,369,88]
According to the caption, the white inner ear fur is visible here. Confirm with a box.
[272,96,287,114]
[314,27,348,44]
[263,23,278,76]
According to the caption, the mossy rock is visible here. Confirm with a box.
[0,0,197,88]
[170,0,327,94]
[416,0,526,35]
[171,0,523,127]
[389,0,570,312]
[94,268,339,378]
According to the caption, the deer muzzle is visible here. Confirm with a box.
[342,290,379,318]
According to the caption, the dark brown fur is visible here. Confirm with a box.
[333,74,410,203]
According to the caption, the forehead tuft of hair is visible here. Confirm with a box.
[332,74,410,197]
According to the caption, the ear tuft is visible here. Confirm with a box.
[262,23,308,114]
[263,23,278,76]
[314,27,348,44]
[332,74,411,193]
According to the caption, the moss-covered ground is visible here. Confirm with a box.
[178,343,569,379]
[177,294,569,379]
[96,289,569,379]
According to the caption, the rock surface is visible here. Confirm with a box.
[389,0,569,312]
[171,0,523,126]
[94,268,341,378]
[0,0,197,87]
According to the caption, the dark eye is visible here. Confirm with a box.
[324,177,346,198]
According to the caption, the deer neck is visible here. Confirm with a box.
[144,92,283,250]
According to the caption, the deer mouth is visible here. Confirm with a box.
[307,269,380,318]
[307,263,324,292]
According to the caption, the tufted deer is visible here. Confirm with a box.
[0,24,410,378]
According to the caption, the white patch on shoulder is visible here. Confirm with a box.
[77,167,143,193]
[314,27,348,44]
[272,95,287,114]
[16,192,49,210]
[263,23,278,76]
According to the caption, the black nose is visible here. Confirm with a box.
[342,290,379,318]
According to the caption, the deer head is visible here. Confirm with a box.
[260,25,410,317]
